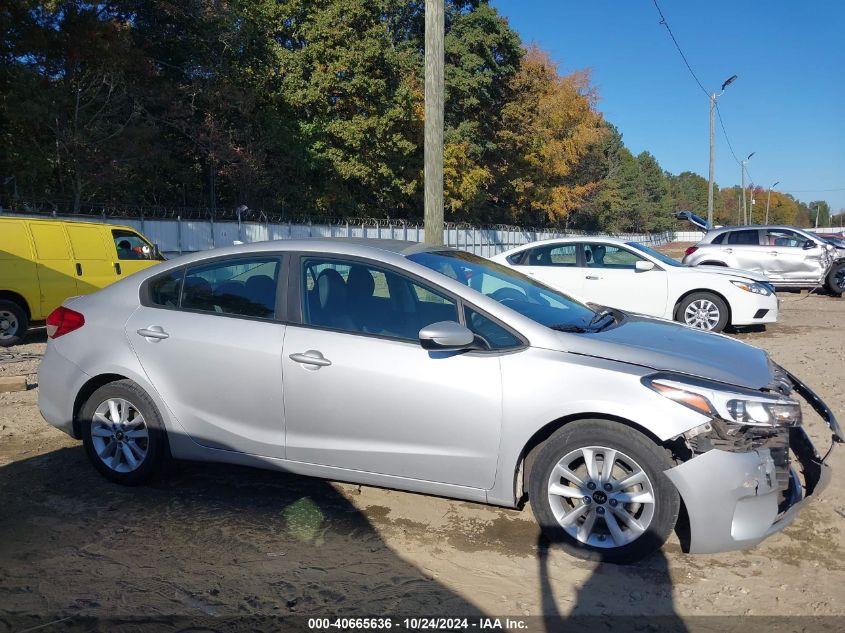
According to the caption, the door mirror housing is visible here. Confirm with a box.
[635,260,656,272]
[803,239,817,250]
[419,321,476,351]
[153,244,165,260]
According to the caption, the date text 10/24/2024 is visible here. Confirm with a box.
[307,618,529,630]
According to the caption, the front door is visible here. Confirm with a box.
[281,256,502,489]
[580,243,668,317]
[126,256,285,457]
[761,228,826,283]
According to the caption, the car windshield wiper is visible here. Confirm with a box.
[588,309,616,331]
[549,323,591,333]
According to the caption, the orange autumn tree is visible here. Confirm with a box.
[496,46,606,224]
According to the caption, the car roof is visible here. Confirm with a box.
[161,237,454,265]
[707,224,811,235]
[498,235,631,254]
[0,214,137,232]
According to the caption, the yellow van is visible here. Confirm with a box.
[0,216,163,345]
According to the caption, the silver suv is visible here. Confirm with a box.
[683,225,845,293]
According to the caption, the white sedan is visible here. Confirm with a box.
[492,237,778,332]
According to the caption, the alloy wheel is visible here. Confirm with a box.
[0,310,19,341]
[90,398,149,473]
[835,267,845,291]
[546,446,656,549]
[683,299,720,330]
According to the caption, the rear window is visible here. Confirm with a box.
[726,230,760,245]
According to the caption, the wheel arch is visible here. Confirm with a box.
[72,373,130,439]
[672,288,732,325]
[512,413,666,507]
[0,290,31,319]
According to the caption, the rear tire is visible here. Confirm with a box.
[675,292,729,332]
[80,380,168,485]
[0,300,28,347]
[528,419,679,564]
[826,263,845,296]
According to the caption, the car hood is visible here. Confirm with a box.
[560,315,773,390]
[691,264,770,283]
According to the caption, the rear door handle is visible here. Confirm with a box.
[585,275,601,281]
[768,251,778,256]
[722,248,733,254]
[137,326,169,341]
[75,263,83,276]
[290,351,332,367]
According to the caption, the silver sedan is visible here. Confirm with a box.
[38,239,840,563]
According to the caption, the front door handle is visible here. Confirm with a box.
[75,263,83,276]
[115,262,122,275]
[290,351,332,367]
[722,248,733,254]
[585,275,602,281]
[137,326,169,341]
[768,251,778,256]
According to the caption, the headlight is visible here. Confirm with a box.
[731,280,772,296]
[643,375,801,427]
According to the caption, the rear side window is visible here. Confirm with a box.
[182,257,280,319]
[726,230,760,245]
[521,244,578,267]
[149,270,184,308]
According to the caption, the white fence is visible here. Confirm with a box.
[6,214,682,258]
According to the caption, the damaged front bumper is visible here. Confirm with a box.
[665,371,840,555]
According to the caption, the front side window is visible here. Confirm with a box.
[583,243,644,269]
[182,257,279,318]
[726,230,760,246]
[113,230,155,260]
[764,229,806,248]
[407,250,596,331]
[301,258,457,341]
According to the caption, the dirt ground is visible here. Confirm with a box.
[1,293,843,632]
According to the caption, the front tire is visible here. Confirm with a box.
[0,300,28,347]
[528,419,680,564]
[827,263,845,296]
[80,380,168,485]
[676,292,729,332]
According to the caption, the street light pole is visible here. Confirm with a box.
[740,152,754,224]
[423,0,445,245]
[707,75,737,228]
[765,180,779,224]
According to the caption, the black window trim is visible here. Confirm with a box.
[288,251,528,354]
[139,252,289,324]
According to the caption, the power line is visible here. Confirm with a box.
[715,104,741,165]
[650,0,708,97]
[788,187,845,193]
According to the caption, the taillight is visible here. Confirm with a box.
[46,306,85,339]
[684,246,699,256]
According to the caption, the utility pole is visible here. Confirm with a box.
[423,0,445,245]
[708,75,737,228]
[815,204,821,229]
[765,180,779,224]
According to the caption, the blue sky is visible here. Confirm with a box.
[491,0,845,214]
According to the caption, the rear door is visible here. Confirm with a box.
[580,242,668,316]
[721,229,768,273]
[28,222,79,317]
[126,255,285,457]
[65,223,118,294]
[510,243,585,297]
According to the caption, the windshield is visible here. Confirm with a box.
[626,242,685,267]
[407,250,598,330]
[822,235,845,248]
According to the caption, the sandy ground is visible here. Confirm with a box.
[1,294,843,632]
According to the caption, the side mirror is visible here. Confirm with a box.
[153,244,164,260]
[419,321,476,351]
[803,240,817,250]
[635,260,656,272]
